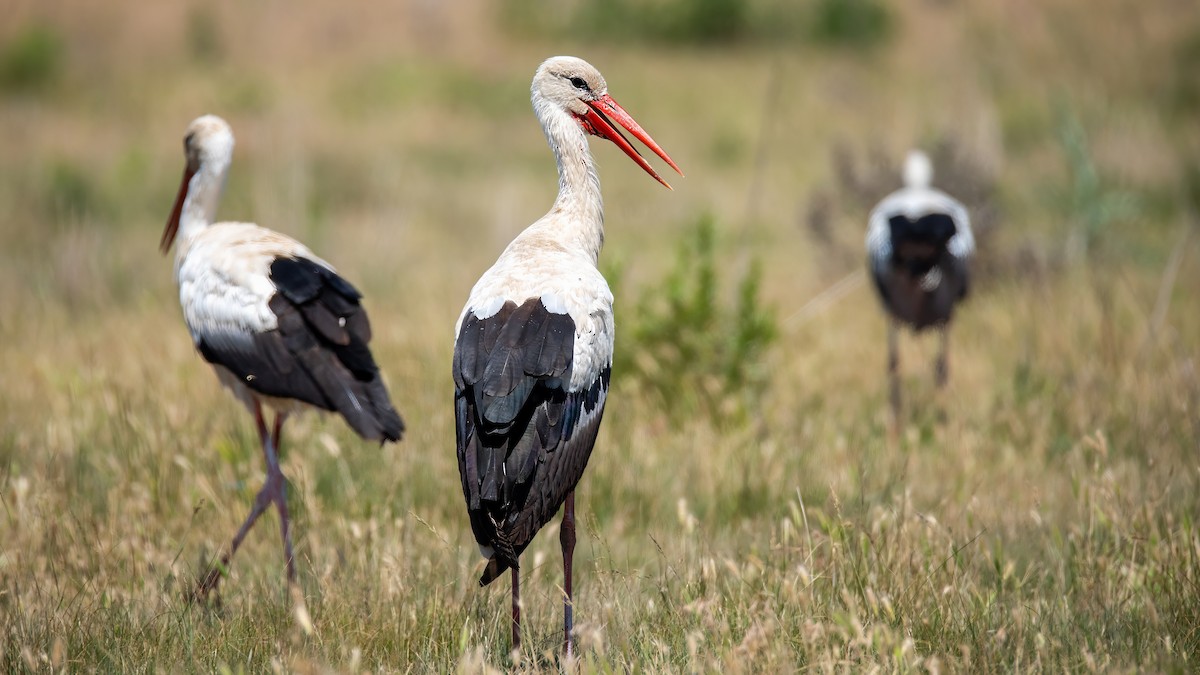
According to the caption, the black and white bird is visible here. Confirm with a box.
[160,115,404,599]
[452,56,681,655]
[866,150,974,416]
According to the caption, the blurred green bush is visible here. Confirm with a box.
[503,0,899,47]
[809,0,892,48]
[0,24,63,92]
[614,214,777,426]
[1054,107,1140,261]
[186,5,225,64]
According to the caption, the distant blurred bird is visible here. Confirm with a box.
[161,115,404,600]
[453,56,681,656]
[866,150,974,417]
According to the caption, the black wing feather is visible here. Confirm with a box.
[198,256,404,442]
[872,212,971,330]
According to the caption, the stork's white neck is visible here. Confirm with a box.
[532,91,605,265]
[175,152,231,260]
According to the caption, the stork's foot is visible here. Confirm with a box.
[189,555,230,606]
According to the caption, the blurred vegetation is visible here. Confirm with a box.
[577,0,752,44]
[42,160,103,224]
[0,23,63,92]
[186,5,225,65]
[616,214,777,426]
[1166,24,1200,118]
[501,0,891,47]
[1053,108,1140,262]
[500,0,794,45]
[808,0,892,48]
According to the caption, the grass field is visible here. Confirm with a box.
[2,0,1198,671]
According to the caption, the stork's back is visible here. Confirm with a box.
[867,180,973,331]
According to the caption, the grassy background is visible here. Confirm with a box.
[1,0,1198,671]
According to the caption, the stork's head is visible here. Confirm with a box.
[532,55,683,189]
[903,150,933,190]
[161,115,235,253]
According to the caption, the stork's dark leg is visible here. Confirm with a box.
[268,412,296,584]
[191,405,294,602]
[561,491,577,658]
[192,403,282,601]
[888,320,902,422]
[935,325,950,388]
[272,412,286,458]
[511,565,522,652]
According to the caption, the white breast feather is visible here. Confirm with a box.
[457,246,614,394]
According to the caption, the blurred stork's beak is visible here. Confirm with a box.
[161,165,195,254]
[583,94,684,190]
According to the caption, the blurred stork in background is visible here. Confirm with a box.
[866,150,974,419]
[161,115,405,601]
[453,56,681,656]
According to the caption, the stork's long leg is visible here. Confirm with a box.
[561,491,577,658]
[888,319,902,422]
[267,412,296,584]
[272,412,286,458]
[511,565,522,652]
[192,402,282,601]
[935,325,950,388]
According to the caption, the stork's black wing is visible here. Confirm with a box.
[196,256,404,442]
[453,298,609,585]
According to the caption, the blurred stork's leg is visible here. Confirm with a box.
[511,565,522,652]
[267,411,296,584]
[192,401,279,601]
[935,324,950,389]
[888,319,902,423]
[561,491,577,658]
[272,411,286,458]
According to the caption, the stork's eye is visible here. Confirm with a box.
[569,76,589,90]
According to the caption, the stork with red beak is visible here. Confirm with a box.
[161,115,405,600]
[453,56,682,656]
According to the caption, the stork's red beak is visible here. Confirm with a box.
[583,94,683,190]
[161,165,195,254]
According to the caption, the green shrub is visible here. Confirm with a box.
[43,160,102,224]
[1166,26,1200,118]
[659,0,749,44]
[0,24,63,92]
[809,0,893,49]
[502,0,802,46]
[186,5,224,64]
[617,214,777,426]
[577,0,747,45]
[1054,107,1140,261]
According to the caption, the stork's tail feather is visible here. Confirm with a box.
[364,378,405,442]
[326,367,405,441]
[479,557,510,586]
[478,527,520,585]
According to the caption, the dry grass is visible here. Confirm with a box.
[1,0,1198,671]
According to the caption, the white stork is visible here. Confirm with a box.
[160,115,404,600]
[865,150,974,416]
[452,56,681,655]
